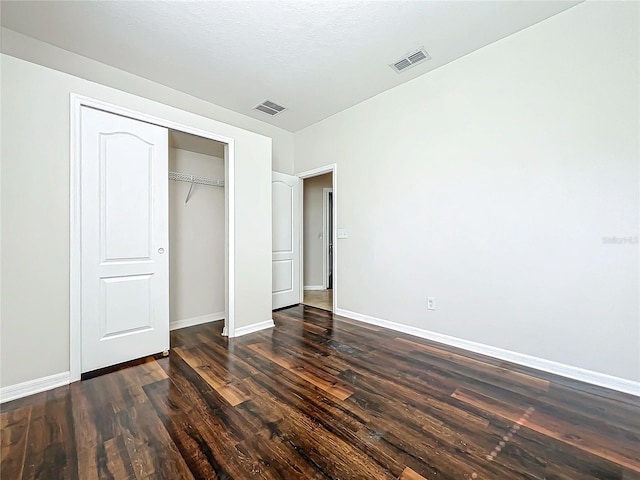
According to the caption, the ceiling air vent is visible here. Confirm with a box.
[390,48,431,73]
[254,100,287,116]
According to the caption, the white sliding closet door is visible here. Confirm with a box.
[80,107,169,373]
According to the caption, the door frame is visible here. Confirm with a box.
[70,94,236,382]
[297,164,337,311]
[322,188,333,289]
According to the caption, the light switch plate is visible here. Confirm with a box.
[427,297,436,310]
[337,229,348,239]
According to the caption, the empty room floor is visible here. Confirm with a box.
[1,306,639,479]
[303,289,333,311]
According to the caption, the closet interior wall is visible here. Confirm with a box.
[168,131,225,328]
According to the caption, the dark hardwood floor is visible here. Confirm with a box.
[2,305,639,479]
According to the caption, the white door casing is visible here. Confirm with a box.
[80,106,169,373]
[272,171,301,309]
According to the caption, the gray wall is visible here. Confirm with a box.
[169,148,225,325]
[295,2,640,381]
[1,55,273,387]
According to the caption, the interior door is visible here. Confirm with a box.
[81,107,169,373]
[272,171,301,309]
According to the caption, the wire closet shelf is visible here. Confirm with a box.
[169,171,224,205]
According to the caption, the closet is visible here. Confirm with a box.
[78,106,226,375]
[168,131,226,331]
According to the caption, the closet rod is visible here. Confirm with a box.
[168,171,224,187]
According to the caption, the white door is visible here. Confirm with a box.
[81,107,169,373]
[272,171,301,309]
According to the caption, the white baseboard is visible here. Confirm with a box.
[304,285,326,291]
[170,312,225,331]
[0,371,70,404]
[234,319,275,337]
[334,308,640,397]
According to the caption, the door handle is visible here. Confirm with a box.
[158,248,165,254]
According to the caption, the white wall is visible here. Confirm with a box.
[0,28,295,174]
[294,2,640,381]
[303,173,332,287]
[1,54,273,387]
[169,148,225,325]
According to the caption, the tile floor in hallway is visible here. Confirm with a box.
[302,288,333,311]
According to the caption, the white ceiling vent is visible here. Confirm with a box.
[254,100,287,116]
[390,48,431,73]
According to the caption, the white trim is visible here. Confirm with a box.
[70,95,82,382]
[298,177,304,304]
[0,372,70,404]
[297,165,336,179]
[297,164,337,312]
[334,308,640,397]
[70,93,237,381]
[170,312,225,331]
[225,141,235,338]
[234,319,275,337]
[322,187,333,289]
[304,285,326,291]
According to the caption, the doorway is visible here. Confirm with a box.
[168,131,226,332]
[300,170,334,312]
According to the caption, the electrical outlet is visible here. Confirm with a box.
[427,297,436,310]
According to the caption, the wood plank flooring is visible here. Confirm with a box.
[1,305,639,479]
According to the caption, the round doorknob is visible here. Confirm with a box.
[158,248,165,254]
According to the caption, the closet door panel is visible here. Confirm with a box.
[81,106,169,373]
[100,132,153,262]
[100,275,153,337]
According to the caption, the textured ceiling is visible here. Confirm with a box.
[2,1,580,131]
